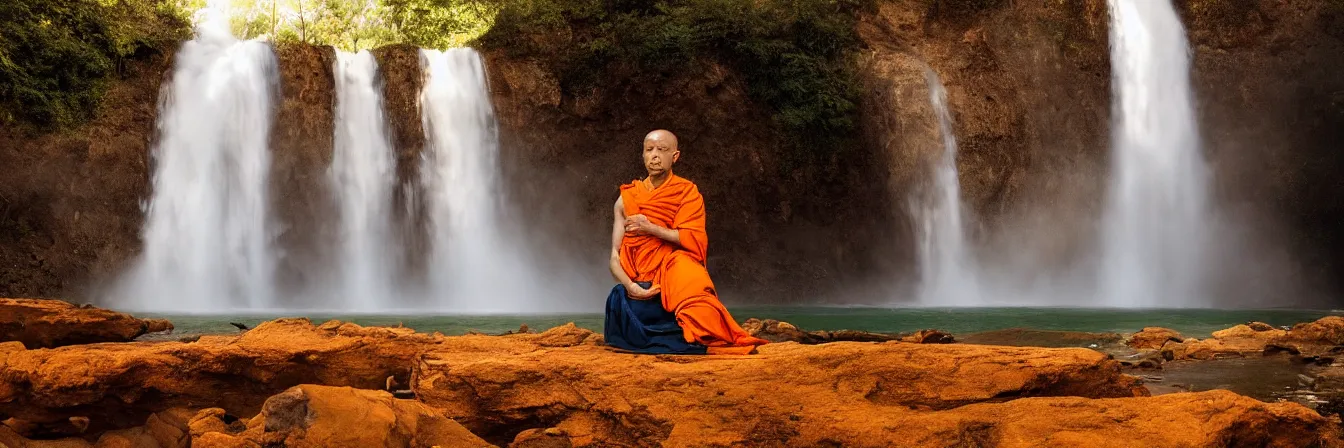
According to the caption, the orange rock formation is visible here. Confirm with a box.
[0,299,172,349]
[0,314,1338,447]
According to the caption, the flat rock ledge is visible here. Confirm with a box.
[0,299,173,349]
[0,317,440,431]
[0,317,1335,447]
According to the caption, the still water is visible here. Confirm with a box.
[143,307,1339,339]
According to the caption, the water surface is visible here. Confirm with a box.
[142,307,1340,339]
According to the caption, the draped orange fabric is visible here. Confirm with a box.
[619,175,768,350]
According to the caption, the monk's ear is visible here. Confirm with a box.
[673,150,680,163]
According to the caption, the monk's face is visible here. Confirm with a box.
[643,135,679,176]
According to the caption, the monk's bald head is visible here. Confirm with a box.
[644,130,678,149]
[642,129,680,178]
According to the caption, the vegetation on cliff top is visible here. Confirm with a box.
[6,0,869,154]
[185,0,494,51]
[216,0,874,158]
[0,0,190,130]
[480,0,870,160]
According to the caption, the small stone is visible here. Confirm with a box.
[68,416,89,433]
[1248,322,1276,332]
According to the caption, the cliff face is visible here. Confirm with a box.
[0,51,164,298]
[1178,0,1344,304]
[859,0,1344,306]
[857,0,1112,296]
[1,0,1341,306]
[269,43,338,301]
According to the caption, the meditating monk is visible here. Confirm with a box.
[602,129,768,355]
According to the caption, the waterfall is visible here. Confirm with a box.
[419,48,545,312]
[329,50,398,310]
[1099,0,1211,307]
[116,2,280,312]
[913,68,980,306]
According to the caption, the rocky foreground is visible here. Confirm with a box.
[0,299,172,349]
[0,300,1339,447]
[1127,317,1344,361]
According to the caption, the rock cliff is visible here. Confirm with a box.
[1,0,1341,306]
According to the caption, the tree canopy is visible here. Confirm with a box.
[175,0,498,51]
[3,0,870,155]
[0,0,190,129]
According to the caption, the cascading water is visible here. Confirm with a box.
[419,48,544,312]
[1099,0,1211,308]
[329,50,398,310]
[913,69,981,306]
[115,1,280,312]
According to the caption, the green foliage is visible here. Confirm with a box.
[0,0,190,130]
[480,0,869,159]
[6,0,868,158]
[378,0,495,49]
[186,0,495,51]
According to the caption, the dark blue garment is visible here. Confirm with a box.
[603,283,708,355]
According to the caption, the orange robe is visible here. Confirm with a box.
[618,174,768,352]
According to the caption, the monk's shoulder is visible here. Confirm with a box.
[672,175,702,197]
[669,174,698,189]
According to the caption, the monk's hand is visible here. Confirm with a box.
[628,283,661,300]
[624,214,657,235]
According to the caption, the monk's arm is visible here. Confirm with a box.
[643,222,681,247]
[610,198,632,285]
[627,214,682,247]
[614,198,661,299]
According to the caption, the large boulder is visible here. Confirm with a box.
[190,385,492,448]
[0,318,440,431]
[0,299,173,349]
[1126,327,1185,350]
[1283,316,1344,345]
[1269,316,1344,357]
[1212,323,1289,342]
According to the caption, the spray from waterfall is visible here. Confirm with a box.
[912,68,981,306]
[1099,0,1211,308]
[329,50,399,310]
[115,0,280,313]
[418,48,551,313]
